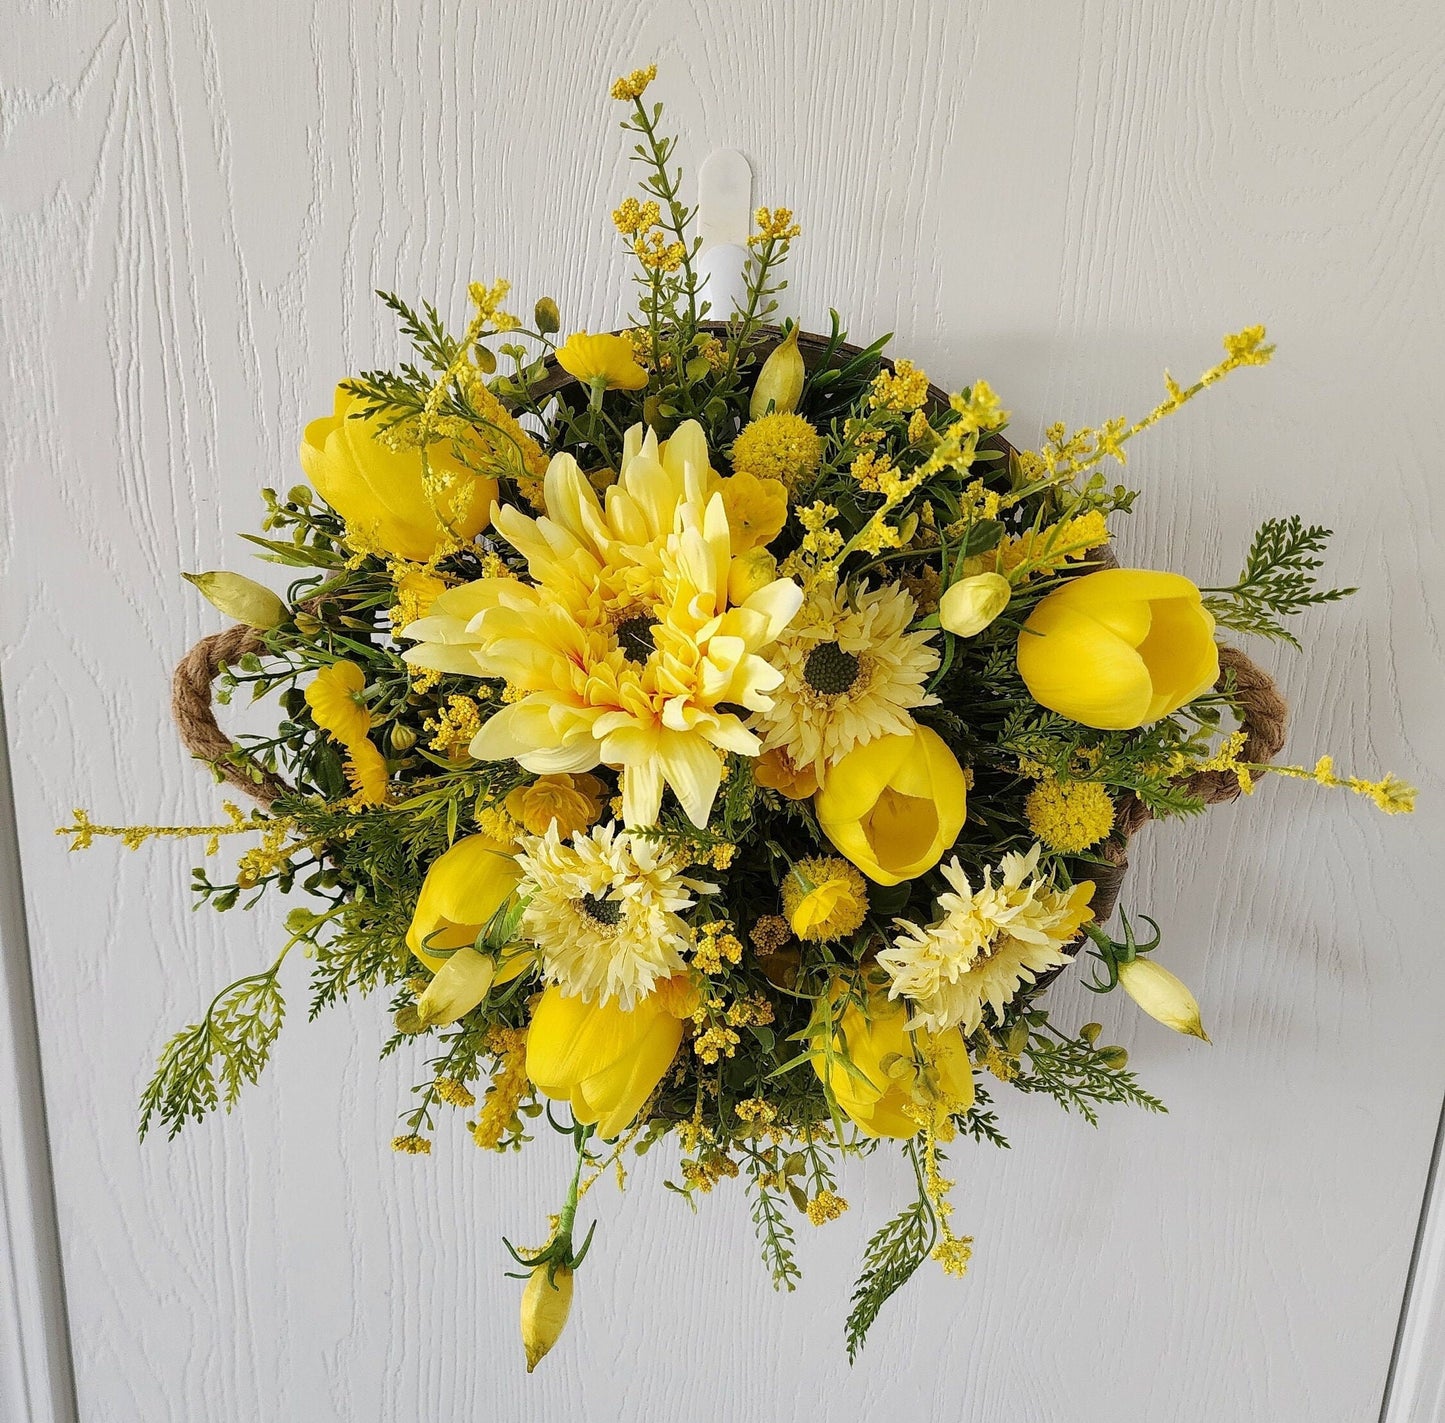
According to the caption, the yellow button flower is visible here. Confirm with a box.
[406,833,525,973]
[554,332,648,391]
[526,980,691,1139]
[813,986,973,1139]
[815,727,967,886]
[1016,568,1219,729]
[300,385,495,562]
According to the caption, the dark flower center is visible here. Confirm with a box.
[804,641,861,695]
[580,893,623,927]
[615,615,657,665]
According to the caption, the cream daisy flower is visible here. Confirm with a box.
[879,845,1095,1034]
[401,422,803,828]
[754,581,939,781]
[515,822,715,1008]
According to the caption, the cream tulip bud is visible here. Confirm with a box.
[183,571,287,630]
[1118,957,1210,1041]
[939,572,1011,637]
[521,1264,573,1373]
[414,947,497,1029]
[750,326,805,419]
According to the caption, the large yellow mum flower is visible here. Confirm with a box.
[402,422,803,827]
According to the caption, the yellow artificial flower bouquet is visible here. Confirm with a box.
[63,63,1415,1367]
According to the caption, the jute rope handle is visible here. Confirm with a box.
[170,623,290,807]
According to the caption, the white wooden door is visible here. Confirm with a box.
[4,4,1443,1420]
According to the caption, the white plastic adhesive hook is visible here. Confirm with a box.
[695,149,752,321]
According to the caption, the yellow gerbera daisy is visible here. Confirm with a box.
[402,422,803,827]
[754,581,939,782]
[879,845,1095,1034]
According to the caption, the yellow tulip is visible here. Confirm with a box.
[526,982,691,1139]
[406,833,524,973]
[1016,568,1219,730]
[1118,957,1211,1041]
[520,1264,573,1373]
[814,727,967,886]
[750,325,805,419]
[555,332,648,391]
[938,572,1011,638]
[300,385,495,562]
[813,986,973,1139]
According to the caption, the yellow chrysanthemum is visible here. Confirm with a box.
[781,856,869,941]
[730,412,825,490]
[879,846,1095,1034]
[555,332,649,391]
[402,422,804,827]
[515,823,715,1008]
[755,581,939,781]
[1024,778,1114,853]
[304,662,372,746]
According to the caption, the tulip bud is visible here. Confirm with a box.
[183,572,287,630]
[1118,957,1210,1041]
[728,547,778,606]
[415,948,497,1028]
[521,1264,573,1372]
[750,325,804,419]
[534,296,561,334]
[939,572,1011,638]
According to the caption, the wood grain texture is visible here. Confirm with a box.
[3,2,1444,1419]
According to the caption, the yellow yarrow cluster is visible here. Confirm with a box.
[731,413,824,490]
[805,1190,850,1226]
[609,64,657,102]
[435,1077,476,1109]
[426,695,483,757]
[693,921,744,975]
[633,231,687,272]
[869,359,931,413]
[694,1024,741,1064]
[1024,778,1115,853]
[612,197,661,236]
[780,500,845,584]
[750,206,801,246]
[680,1150,740,1194]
